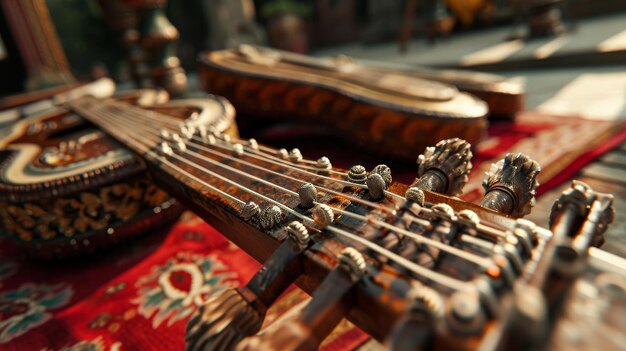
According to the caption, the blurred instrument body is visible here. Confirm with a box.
[0,80,236,258]
[199,45,491,160]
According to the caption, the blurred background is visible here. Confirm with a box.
[1,0,625,96]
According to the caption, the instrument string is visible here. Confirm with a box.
[90,100,510,264]
[183,127,509,242]
[111,100,409,201]
[83,104,480,291]
[99,101,517,261]
[94,104,495,269]
[180,138,493,267]
[97,99,408,202]
[97,101,531,255]
[185,131,512,240]
[188,141,396,213]
[69,103,246,207]
[79,99,512,273]
[180,143,491,267]
[106,103,352,176]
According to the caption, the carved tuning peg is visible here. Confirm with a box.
[186,222,311,351]
[412,138,473,196]
[236,247,367,351]
[480,153,540,217]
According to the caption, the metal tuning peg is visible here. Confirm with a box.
[186,221,311,351]
[480,153,540,217]
[235,247,367,351]
[412,138,473,196]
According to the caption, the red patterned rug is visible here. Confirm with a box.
[0,212,369,350]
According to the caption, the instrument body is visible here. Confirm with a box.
[199,46,489,160]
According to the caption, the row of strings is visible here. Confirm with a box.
[76,99,519,294]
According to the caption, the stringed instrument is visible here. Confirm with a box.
[0,91,623,349]
[198,45,490,160]
[57,94,623,350]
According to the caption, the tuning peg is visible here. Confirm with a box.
[367,173,387,200]
[236,247,367,351]
[185,221,312,351]
[259,206,284,230]
[480,153,540,217]
[412,138,473,196]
